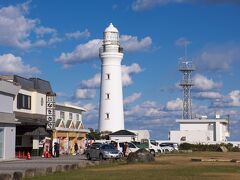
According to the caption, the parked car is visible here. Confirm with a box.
[159,142,179,152]
[85,143,122,160]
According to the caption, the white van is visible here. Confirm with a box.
[116,142,140,154]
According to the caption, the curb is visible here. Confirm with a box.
[0,160,109,180]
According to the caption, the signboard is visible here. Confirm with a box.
[46,95,56,129]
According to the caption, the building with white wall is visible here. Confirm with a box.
[0,79,20,160]
[53,103,89,154]
[0,75,54,155]
[109,130,136,142]
[169,116,230,144]
[129,130,150,141]
[98,23,124,132]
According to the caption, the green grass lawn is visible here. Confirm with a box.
[26,152,240,180]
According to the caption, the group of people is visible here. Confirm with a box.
[52,142,80,157]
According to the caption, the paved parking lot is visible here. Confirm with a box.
[0,154,100,180]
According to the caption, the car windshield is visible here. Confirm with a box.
[150,140,158,146]
[101,144,115,150]
[160,143,173,147]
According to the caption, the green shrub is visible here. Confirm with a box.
[179,143,240,152]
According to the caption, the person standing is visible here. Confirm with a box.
[54,142,60,157]
[74,143,79,155]
[123,142,128,157]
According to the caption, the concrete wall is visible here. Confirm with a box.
[0,124,16,160]
[32,92,46,115]
[109,136,134,142]
[0,80,19,160]
[129,130,150,141]
[0,94,13,113]
[4,125,16,159]
[180,123,209,131]
[170,130,212,143]
[13,89,46,115]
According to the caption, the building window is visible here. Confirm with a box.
[208,123,214,130]
[69,113,73,120]
[180,136,186,141]
[105,93,110,100]
[105,113,110,120]
[60,111,65,120]
[17,93,31,110]
[76,114,79,121]
[41,97,44,106]
[105,73,110,80]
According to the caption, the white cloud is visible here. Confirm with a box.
[195,44,240,71]
[80,63,142,89]
[175,37,191,47]
[56,35,152,65]
[122,63,143,86]
[81,73,101,89]
[0,53,40,76]
[193,91,222,99]
[56,39,102,64]
[35,26,57,36]
[74,89,96,99]
[228,90,240,107]
[132,0,240,11]
[0,2,37,48]
[166,98,182,111]
[210,90,240,108]
[125,101,165,118]
[65,29,90,39]
[124,92,142,105]
[83,103,97,112]
[132,0,187,11]
[120,35,152,52]
[193,74,222,91]
[0,2,62,49]
[48,36,62,45]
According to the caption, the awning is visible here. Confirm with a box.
[24,127,50,137]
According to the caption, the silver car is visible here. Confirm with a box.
[86,144,122,160]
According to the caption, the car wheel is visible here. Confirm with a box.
[99,153,104,161]
[86,153,91,160]
[150,150,155,156]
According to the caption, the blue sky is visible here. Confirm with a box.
[0,0,240,140]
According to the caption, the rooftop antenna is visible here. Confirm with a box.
[179,42,195,119]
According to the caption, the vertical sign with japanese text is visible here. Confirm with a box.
[46,95,55,129]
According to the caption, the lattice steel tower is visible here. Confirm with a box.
[179,61,195,119]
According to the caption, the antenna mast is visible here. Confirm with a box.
[179,44,195,119]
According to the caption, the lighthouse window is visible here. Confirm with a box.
[105,73,110,80]
[105,113,110,120]
[105,93,110,100]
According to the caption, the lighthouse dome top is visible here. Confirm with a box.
[104,23,118,33]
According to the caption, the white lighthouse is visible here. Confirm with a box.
[98,23,124,132]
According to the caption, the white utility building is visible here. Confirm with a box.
[169,115,230,143]
[0,79,20,160]
[98,23,124,132]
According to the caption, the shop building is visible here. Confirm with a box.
[0,79,20,160]
[53,103,89,155]
[0,75,54,155]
